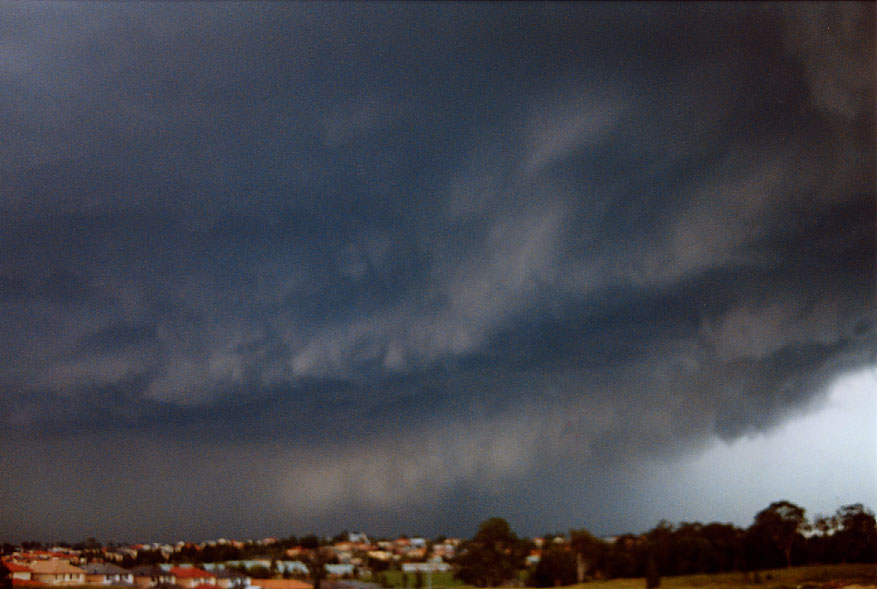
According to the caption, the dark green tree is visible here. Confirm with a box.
[528,545,577,587]
[569,528,608,581]
[248,566,273,579]
[605,535,644,579]
[834,503,877,563]
[749,500,808,568]
[307,547,330,589]
[1,561,12,589]
[645,554,660,589]
[455,517,528,587]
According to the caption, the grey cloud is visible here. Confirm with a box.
[524,93,621,177]
[702,300,844,362]
[0,1,873,541]
[782,3,874,120]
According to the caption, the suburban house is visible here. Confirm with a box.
[4,562,33,581]
[365,550,392,564]
[169,567,216,588]
[15,552,79,564]
[323,564,354,579]
[4,562,44,587]
[212,568,250,589]
[83,562,135,585]
[276,562,309,577]
[27,560,87,585]
[130,565,176,589]
[400,562,451,574]
[217,561,271,575]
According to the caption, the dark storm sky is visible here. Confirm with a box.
[0,2,874,543]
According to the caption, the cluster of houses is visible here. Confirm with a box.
[3,560,257,589]
[302,536,458,569]
[1,534,464,589]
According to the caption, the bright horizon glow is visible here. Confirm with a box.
[639,367,877,528]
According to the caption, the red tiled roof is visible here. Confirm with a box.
[16,552,78,561]
[170,567,215,579]
[5,563,32,572]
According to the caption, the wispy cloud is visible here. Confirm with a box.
[524,94,620,177]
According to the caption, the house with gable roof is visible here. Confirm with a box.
[4,562,34,582]
[4,561,43,587]
[212,568,250,589]
[83,562,134,585]
[27,560,86,585]
[130,565,175,589]
[169,567,216,589]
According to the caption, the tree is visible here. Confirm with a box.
[605,535,644,579]
[569,528,607,581]
[528,545,577,587]
[699,523,745,573]
[1,561,12,589]
[248,566,273,579]
[750,500,808,568]
[834,504,877,563]
[306,547,331,589]
[646,521,674,577]
[455,517,528,587]
[645,554,660,589]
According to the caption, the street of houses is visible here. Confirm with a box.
[1,534,462,589]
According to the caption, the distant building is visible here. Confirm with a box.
[324,564,354,578]
[170,567,216,588]
[4,562,35,584]
[212,568,250,589]
[83,562,134,585]
[131,565,176,589]
[276,562,309,577]
[346,533,369,545]
[365,551,392,563]
[27,560,87,585]
[400,563,450,574]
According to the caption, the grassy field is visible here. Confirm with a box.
[71,564,877,589]
[376,570,461,588]
[376,564,876,589]
[577,564,877,589]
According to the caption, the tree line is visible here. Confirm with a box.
[455,501,877,587]
[3,500,874,588]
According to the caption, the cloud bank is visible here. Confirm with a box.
[0,2,873,541]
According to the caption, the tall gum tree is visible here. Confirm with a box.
[751,500,808,568]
